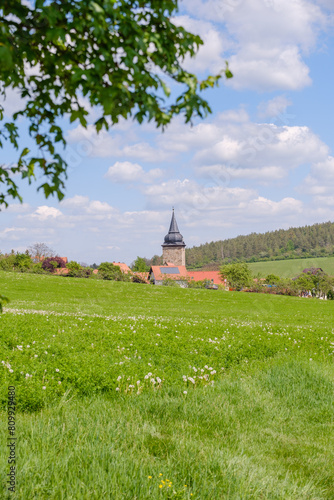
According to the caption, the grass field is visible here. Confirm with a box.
[1,272,334,499]
[248,255,334,278]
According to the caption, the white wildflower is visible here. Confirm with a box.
[183,391,187,394]
[55,369,59,372]
[42,386,46,390]
[116,387,120,391]
[17,346,23,351]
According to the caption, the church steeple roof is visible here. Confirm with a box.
[162,209,186,247]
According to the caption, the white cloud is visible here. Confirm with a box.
[29,206,63,221]
[172,16,228,73]
[66,125,170,162]
[258,95,292,119]
[104,161,163,184]
[194,123,329,172]
[0,88,26,117]
[179,0,330,91]
[196,164,286,182]
[0,227,27,240]
[299,156,334,195]
[227,45,311,91]
[5,203,31,214]
[143,178,255,209]
[61,196,116,216]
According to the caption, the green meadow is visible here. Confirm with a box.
[1,271,334,499]
[248,255,334,278]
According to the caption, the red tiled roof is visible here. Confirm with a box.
[55,268,69,275]
[112,262,132,273]
[150,265,188,281]
[133,272,150,283]
[187,271,225,284]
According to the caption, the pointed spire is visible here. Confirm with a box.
[168,209,180,233]
[162,209,186,247]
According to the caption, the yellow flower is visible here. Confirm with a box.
[159,485,163,488]
[159,473,163,476]
[148,476,152,479]
[184,485,187,487]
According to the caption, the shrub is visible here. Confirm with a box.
[30,262,47,274]
[67,260,82,271]
[41,257,66,273]
[98,262,130,282]
[67,268,92,278]
[132,275,147,284]
[13,252,33,271]
[265,274,281,285]
[0,253,16,270]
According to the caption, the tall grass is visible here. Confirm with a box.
[1,272,334,498]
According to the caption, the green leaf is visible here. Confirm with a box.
[0,45,13,70]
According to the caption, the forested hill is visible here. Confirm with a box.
[185,221,334,269]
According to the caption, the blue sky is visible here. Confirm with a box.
[1,0,334,265]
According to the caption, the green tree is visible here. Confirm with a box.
[295,274,314,295]
[13,252,32,270]
[220,263,253,290]
[67,260,82,271]
[98,262,130,281]
[132,257,150,272]
[0,0,232,206]
[265,274,281,285]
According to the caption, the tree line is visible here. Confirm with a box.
[184,221,334,269]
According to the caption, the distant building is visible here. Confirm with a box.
[162,209,186,266]
[302,268,324,275]
[112,262,132,274]
[187,271,225,285]
[149,263,188,286]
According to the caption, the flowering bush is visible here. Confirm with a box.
[42,257,66,273]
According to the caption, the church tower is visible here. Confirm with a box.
[162,209,186,266]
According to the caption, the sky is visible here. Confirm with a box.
[1,0,334,266]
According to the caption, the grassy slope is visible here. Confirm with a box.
[248,255,334,278]
[1,272,334,499]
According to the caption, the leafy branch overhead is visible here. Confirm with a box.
[0,0,232,206]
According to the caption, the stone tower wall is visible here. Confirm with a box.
[162,246,185,266]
